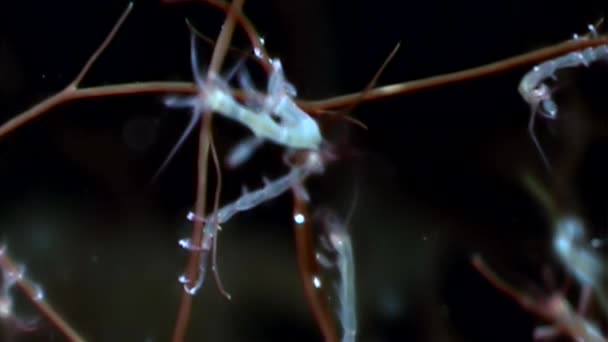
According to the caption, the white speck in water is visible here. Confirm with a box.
[312,276,322,289]
[294,213,305,224]
[186,211,196,221]
[178,238,190,248]
[178,274,188,284]
[178,238,201,251]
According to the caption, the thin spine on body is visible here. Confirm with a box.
[318,209,357,342]
[519,24,608,169]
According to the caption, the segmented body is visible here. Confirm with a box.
[519,45,608,118]
[181,151,324,295]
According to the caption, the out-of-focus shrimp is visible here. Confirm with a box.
[317,209,357,342]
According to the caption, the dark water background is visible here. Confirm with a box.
[0,0,607,341]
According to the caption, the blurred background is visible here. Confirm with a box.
[1,0,608,340]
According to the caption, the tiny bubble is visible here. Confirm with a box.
[178,238,201,251]
[294,213,305,224]
[312,276,322,289]
[178,274,189,284]
[187,211,203,222]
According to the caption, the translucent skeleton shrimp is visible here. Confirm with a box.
[164,31,322,162]
[553,216,608,316]
[519,24,608,169]
[316,208,357,342]
[179,150,325,295]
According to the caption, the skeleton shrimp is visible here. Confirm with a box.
[519,24,608,170]
[164,31,322,158]
[179,150,325,295]
[315,205,357,342]
[553,216,608,317]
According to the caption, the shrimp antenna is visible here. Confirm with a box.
[151,110,201,182]
[186,18,254,61]
[189,28,206,87]
[151,30,206,182]
[528,109,552,172]
[186,18,249,85]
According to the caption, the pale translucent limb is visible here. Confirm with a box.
[317,209,357,342]
[225,135,264,168]
[167,33,322,150]
[181,152,324,294]
[263,59,322,145]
